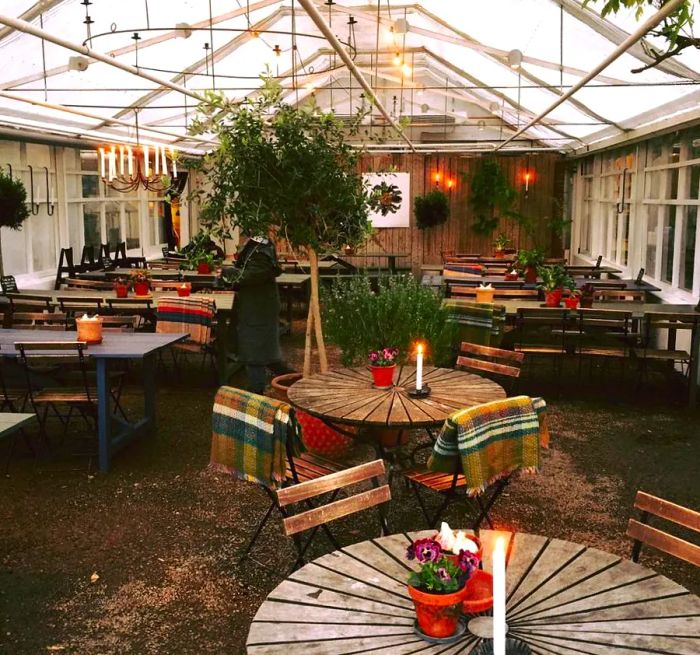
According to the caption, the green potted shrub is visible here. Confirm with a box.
[0,170,30,276]
[537,265,574,307]
[414,190,450,229]
[516,248,544,283]
[493,233,510,258]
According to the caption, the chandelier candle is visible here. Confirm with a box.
[493,537,507,655]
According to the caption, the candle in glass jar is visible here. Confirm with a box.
[416,343,424,390]
[493,536,507,655]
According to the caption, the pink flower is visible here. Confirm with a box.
[369,352,378,362]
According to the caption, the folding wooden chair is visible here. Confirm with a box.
[11,312,69,331]
[7,293,53,312]
[1,275,18,293]
[276,459,390,570]
[593,289,644,302]
[105,297,155,331]
[457,342,524,393]
[54,247,76,289]
[63,278,113,291]
[627,491,699,567]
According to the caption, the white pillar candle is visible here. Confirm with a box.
[161,145,167,173]
[416,343,424,391]
[127,146,133,176]
[493,536,507,655]
[119,145,125,176]
[170,148,177,176]
[143,145,150,176]
[99,148,106,178]
[154,145,160,175]
[109,146,116,180]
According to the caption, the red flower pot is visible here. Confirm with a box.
[544,289,562,307]
[369,364,396,389]
[197,262,212,274]
[408,584,468,638]
[133,281,150,297]
[504,272,519,281]
[462,570,494,614]
[177,284,192,297]
[524,265,538,284]
[564,296,580,309]
[114,283,128,298]
[494,249,505,259]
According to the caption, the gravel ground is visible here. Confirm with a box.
[1,326,698,654]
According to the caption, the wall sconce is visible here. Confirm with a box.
[433,171,441,185]
[447,178,455,190]
[523,170,534,195]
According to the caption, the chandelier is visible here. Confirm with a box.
[98,143,179,193]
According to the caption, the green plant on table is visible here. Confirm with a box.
[129,269,151,286]
[406,537,479,593]
[516,248,544,270]
[537,265,574,292]
[493,233,510,251]
[321,275,454,368]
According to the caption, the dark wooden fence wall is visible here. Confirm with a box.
[348,152,566,273]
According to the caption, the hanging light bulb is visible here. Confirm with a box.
[393,51,402,66]
[401,63,412,76]
[273,44,282,57]
[508,49,523,69]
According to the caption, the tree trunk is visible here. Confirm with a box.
[303,294,314,378]
[302,248,328,377]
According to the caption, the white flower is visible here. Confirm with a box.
[437,521,455,552]
[453,531,479,554]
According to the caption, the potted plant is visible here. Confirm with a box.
[406,535,479,638]
[537,265,574,307]
[516,248,544,284]
[113,276,129,298]
[414,190,450,230]
[195,252,216,274]
[504,267,519,281]
[130,270,151,297]
[564,289,581,309]
[368,347,398,388]
[493,233,510,258]
[0,170,30,276]
[580,282,595,308]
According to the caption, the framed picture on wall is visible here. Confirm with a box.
[364,172,410,228]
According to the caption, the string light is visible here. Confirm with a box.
[393,51,402,66]
[401,63,412,76]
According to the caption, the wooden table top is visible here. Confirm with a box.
[288,366,506,429]
[0,412,35,438]
[0,329,187,359]
[247,529,700,654]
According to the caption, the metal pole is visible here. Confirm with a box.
[296,0,416,152]
[0,14,206,104]
[495,0,686,151]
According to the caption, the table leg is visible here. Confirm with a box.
[95,357,111,472]
[689,327,699,408]
[143,353,156,432]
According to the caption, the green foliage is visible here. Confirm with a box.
[493,232,510,250]
[537,264,574,292]
[468,159,528,236]
[0,171,30,231]
[414,190,450,230]
[181,231,223,270]
[321,275,454,367]
[408,557,463,594]
[190,77,372,254]
[516,248,544,269]
[583,1,696,73]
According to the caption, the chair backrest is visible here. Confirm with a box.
[150,281,183,291]
[15,341,91,399]
[7,293,54,312]
[642,312,699,350]
[1,275,18,293]
[595,255,603,268]
[162,246,170,258]
[627,491,700,566]
[57,296,103,314]
[54,247,76,289]
[106,297,153,312]
[11,311,68,330]
[276,459,390,537]
[578,308,631,334]
[98,315,136,332]
[457,342,524,379]
[635,268,645,284]
[593,289,644,302]
[64,278,113,290]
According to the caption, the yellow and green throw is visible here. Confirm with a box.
[428,396,549,496]
[442,298,506,347]
[210,386,303,489]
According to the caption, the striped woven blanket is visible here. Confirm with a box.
[428,396,549,496]
[156,296,214,345]
[210,386,302,489]
[442,298,505,346]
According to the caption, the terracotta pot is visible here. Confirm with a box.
[133,281,150,296]
[544,289,562,307]
[270,373,354,460]
[494,249,505,259]
[369,364,396,389]
[408,583,468,638]
[197,262,212,274]
[462,570,494,614]
[564,296,580,310]
[114,283,128,298]
[524,265,538,284]
[504,272,519,281]
[177,283,192,297]
[475,288,495,304]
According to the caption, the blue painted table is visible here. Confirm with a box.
[0,329,187,472]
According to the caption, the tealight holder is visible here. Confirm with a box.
[408,385,431,398]
[76,315,103,345]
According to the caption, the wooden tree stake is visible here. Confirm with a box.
[308,248,328,374]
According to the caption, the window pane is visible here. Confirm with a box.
[125,201,140,250]
[82,174,99,198]
[688,165,700,200]
[83,203,101,250]
[105,203,121,248]
[610,206,618,261]
[31,210,57,271]
[620,209,629,266]
[68,203,82,250]
[1,226,28,275]
[80,151,98,172]
[681,207,697,291]
[667,168,679,199]
[646,171,661,199]
[149,201,167,245]
[645,207,658,278]
[661,206,676,284]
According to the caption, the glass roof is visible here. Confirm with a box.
[0,0,698,154]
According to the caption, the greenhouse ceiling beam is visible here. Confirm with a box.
[0,0,64,44]
[0,14,206,103]
[335,2,626,85]
[1,0,281,90]
[297,0,416,152]
[496,0,687,151]
[558,0,700,80]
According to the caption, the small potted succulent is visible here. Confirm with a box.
[493,233,510,258]
[516,248,544,284]
[407,533,480,639]
[130,269,151,297]
[113,276,129,298]
[368,347,398,389]
[537,265,574,307]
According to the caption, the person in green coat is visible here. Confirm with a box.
[231,235,293,394]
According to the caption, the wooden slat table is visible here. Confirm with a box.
[247,529,700,654]
[288,366,506,429]
[0,330,186,472]
[0,412,35,439]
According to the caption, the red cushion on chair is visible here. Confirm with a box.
[296,411,354,460]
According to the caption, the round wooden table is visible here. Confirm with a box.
[246,530,700,654]
[288,366,506,429]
